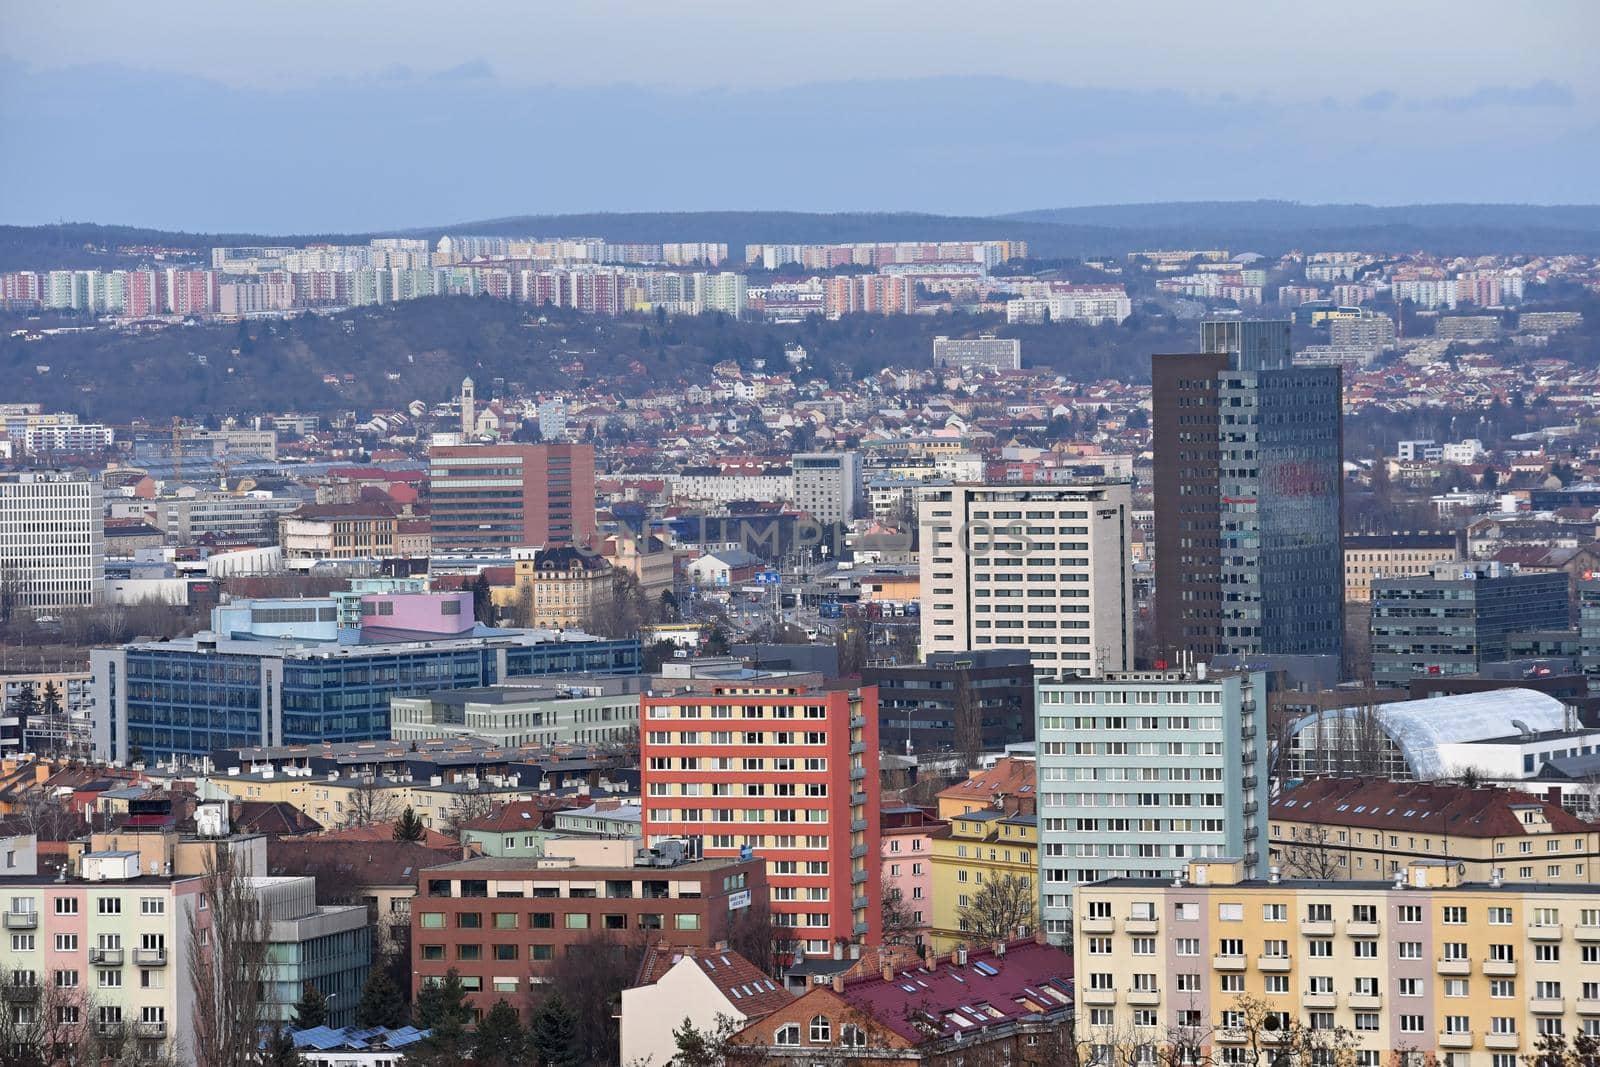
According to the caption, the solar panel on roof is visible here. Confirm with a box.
[972,960,999,976]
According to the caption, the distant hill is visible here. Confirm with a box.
[4,202,1600,272]
[1001,200,1600,233]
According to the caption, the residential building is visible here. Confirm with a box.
[1328,311,1397,350]
[389,675,644,748]
[723,939,1074,1065]
[918,483,1135,673]
[1269,777,1600,884]
[552,800,642,838]
[428,443,596,551]
[880,806,944,950]
[600,530,675,600]
[143,491,303,545]
[1,670,92,758]
[1371,562,1569,688]
[410,840,765,1009]
[1036,668,1269,944]
[620,945,793,1067]
[792,452,862,526]
[932,335,1021,372]
[0,469,103,609]
[1153,321,1344,663]
[1343,531,1460,603]
[928,790,1038,952]
[864,650,1036,757]
[499,544,613,629]
[639,682,880,954]
[90,593,640,762]
[1074,856,1600,1065]
[267,837,461,958]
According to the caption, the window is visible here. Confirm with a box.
[809,1015,831,1043]
[1444,979,1468,998]
[1442,905,1466,924]
[774,1025,800,1046]
[96,898,121,916]
[1218,903,1243,921]
[840,1024,866,1048]
[53,899,77,916]
[139,897,164,915]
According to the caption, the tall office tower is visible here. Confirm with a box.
[639,682,880,954]
[428,443,596,551]
[0,469,103,609]
[1034,667,1268,944]
[1373,561,1568,689]
[793,452,862,526]
[1153,320,1343,663]
[918,483,1134,673]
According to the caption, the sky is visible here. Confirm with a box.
[1,0,1596,232]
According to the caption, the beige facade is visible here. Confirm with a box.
[1343,536,1458,602]
[496,546,613,629]
[1076,857,1600,1066]
[279,506,399,559]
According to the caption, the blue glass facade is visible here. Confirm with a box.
[101,637,640,762]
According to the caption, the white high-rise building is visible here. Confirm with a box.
[538,398,568,442]
[792,451,861,526]
[918,483,1133,671]
[0,469,103,609]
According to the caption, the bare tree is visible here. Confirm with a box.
[956,873,1036,945]
[442,789,496,841]
[337,779,403,829]
[585,568,649,639]
[1276,823,1342,880]
[537,930,648,1067]
[7,788,86,841]
[952,670,982,770]
[187,846,270,1067]
[879,876,919,946]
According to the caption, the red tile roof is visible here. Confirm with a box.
[635,944,793,1018]
[835,940,1072,1046]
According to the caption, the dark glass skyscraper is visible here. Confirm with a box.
[1153,320,1344,663]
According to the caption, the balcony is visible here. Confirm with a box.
[1242,802,1258,816]
[850,818,868,833]
[850,844,868,860]
[851,868,869,885]
[1576,998,1600,1015]
[1212,954,1247,972]
[1080,989,1117,1007]
[139,1021,168,1039]
[1531,996,1565,1014]
[850,715,866,729]
[851,792,867,806]
[1127,989,1161,1007]
[850,742,866,755]
[1299,918,1335,937]
[1080,917,1115,935]
[1436,957,1471,977]
[1214,1029,1246,1045]
[1438,1031,1474,1050]
[1302,991,1336,1009]
[1484,1033,1520,1052]
[1348,993,1381,1010]
[91,948,124,967]
[850,767,866,781]
[1528,923,1564,941]
[1124,917,1159,935]
[1346,920,1381,938]
[1576,924,1600,942]
[133,948,168,967]
[1,984,39,1003]
[1483,958,1518,977]
[852,895,869,911]
[2,912,37,930]
[1256,955,1292,973]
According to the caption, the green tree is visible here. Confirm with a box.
[262,1025,301,1066]
[392,806,427,842]
[415,968,473,1056]
[291,983,329,1029]
[40,680,62,718]
[528,991,582,1067]
[355,967,408,1029]
[471,573,494,625]
[9,683,37,729]
[672,1014,743,1067]
[471,999,526,1067]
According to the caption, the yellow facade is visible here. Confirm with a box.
[203,774,532,831]
[1075,858,1600,1064]
[928,807,1038,953]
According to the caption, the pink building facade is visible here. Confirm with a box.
[879,805,944,949]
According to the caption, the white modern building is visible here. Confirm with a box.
[0,469,103,609]
[932,334,1021,372]
[389,675,645,748]
[918,483,1134,672]
[1034,667,1268,943]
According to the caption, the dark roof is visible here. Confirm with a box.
[267,839,461,888]
[1271,777,1590,837]
[635,945,792,1017]
[234,801,322,836]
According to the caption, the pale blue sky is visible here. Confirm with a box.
[1,0,1594,231]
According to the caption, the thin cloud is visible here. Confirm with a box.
[1429,80,1575,111]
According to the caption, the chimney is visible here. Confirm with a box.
[832,942,844,961]
[831,973,845,993]
[882,962,896,982]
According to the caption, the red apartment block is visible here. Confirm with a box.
[640,682,880,956]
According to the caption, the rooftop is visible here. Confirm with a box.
[1271,777,1590,837]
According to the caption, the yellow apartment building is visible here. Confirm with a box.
[928,801,1037,952]
[1269,777,1600,885]
[1075,856,1600,1066]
